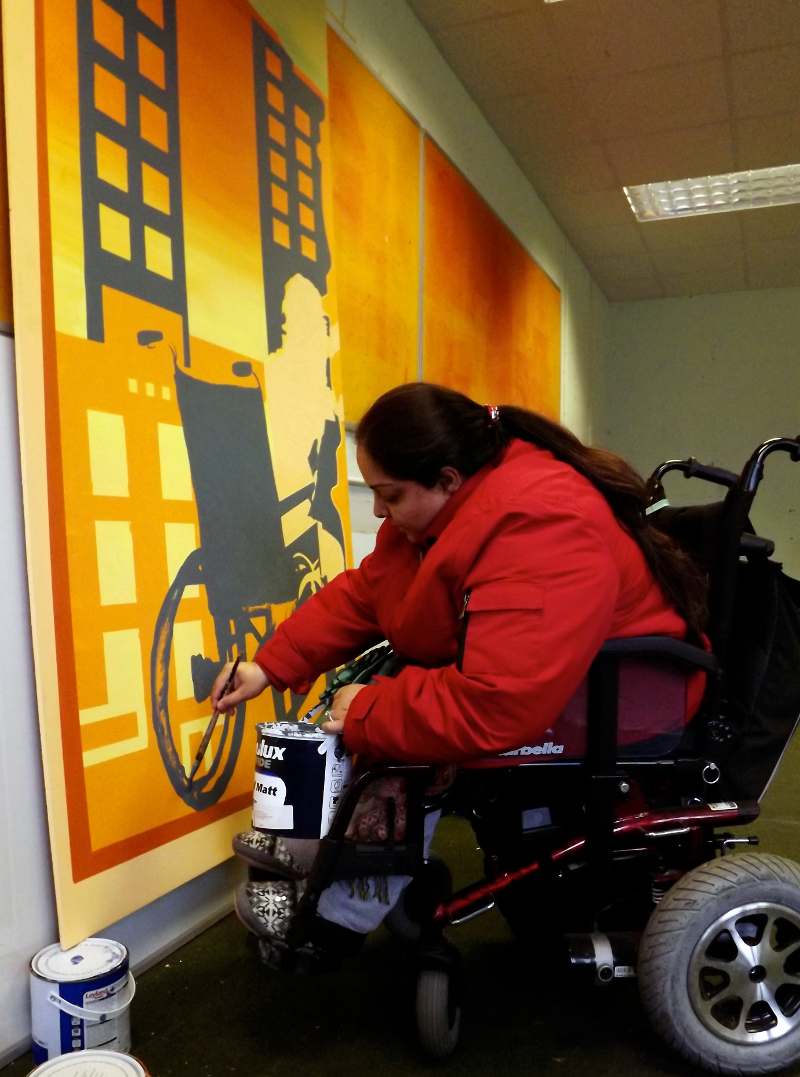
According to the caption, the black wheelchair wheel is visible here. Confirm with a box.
[640,852,800,1074]
[150,547,247,810]
[416,967,462,1058]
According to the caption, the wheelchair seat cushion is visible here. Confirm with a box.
[465,657,689,767]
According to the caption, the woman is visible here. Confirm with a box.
[213,383,706,964]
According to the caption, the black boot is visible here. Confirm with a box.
[259,915,366,975]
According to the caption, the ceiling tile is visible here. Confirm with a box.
[649,243,745,277]
[607,123,735,187]
[603,277,665,302]
[545,0,722,81]
[658,265,748,296]
[566,221,650,260]
[576,60,729,141]
[480,80,596,160]
[741,204,800,243]
[433,9,564,102]
[580,250,655,281]
[544,187,638,233]
[404,0,530,33]
[730,46,800,119]
[638,212,742,252]
[724,0,800,54]
[745,237,800,268]
[518,142,618,196]
[735,112,800,171]
[746,264,800,290]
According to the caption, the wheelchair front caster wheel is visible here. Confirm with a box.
[416,967,462,1058]
[640,852,800,1074]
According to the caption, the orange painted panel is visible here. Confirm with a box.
[423,138,560,418]
[328,29,419,423]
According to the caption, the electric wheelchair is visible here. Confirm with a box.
[248,436,800,1075]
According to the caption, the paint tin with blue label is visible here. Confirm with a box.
[30,939,135,1066]
[252,721,352,839]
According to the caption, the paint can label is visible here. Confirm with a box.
[252,723,351,838]
[31,958,131,1065]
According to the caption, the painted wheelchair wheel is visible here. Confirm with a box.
[150,547,247,811]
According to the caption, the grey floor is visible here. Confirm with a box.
[4,815,791,1077]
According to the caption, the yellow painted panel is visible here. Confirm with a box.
[327,30,419,422]
[144,226,173,279]
[281,499,313,546]
[95,520,136,605]
[0,16,12,326]
[164,521,198,598]
[79,629,148,767]
[87,410,128,497]
[141,162,170,214]
[157,423,193,500]
[95,133,128,191]
[172,620,204,701]
[99,204,130,260]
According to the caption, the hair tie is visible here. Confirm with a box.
[486,404,499,426]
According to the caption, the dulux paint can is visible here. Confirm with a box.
[252,721,352,839]
[30,939,135,1066]
[26,1050,148,1077]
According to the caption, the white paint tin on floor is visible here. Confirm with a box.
[26,1050,148,1076]
[30,939,135,1066]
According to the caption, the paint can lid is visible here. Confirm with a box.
[256,720,326,742]
[31,939,128,983]
[26,1051,147,1076]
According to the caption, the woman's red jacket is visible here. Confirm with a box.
[255,440,702,763]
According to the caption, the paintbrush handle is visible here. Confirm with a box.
[188,654,241,782]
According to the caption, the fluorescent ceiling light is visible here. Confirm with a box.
[624,164,800,221]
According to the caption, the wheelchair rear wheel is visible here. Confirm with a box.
[639,852,800,1074]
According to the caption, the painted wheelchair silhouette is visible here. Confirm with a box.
[140,331,337,810]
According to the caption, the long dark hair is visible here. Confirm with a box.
[356,382,707,635]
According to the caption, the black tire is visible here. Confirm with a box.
[416,968,461,1058]
[639,852,800,1075]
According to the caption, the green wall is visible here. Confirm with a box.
[605,283,800,855]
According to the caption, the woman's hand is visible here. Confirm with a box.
[210,661,270,713]
[319,683,367,735]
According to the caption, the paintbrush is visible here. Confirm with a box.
[188,654,241,783]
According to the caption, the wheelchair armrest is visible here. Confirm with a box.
[599,636,718,673]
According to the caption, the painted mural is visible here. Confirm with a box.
[7,0,347,943]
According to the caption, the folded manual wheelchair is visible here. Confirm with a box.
[256,436,800,1075]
